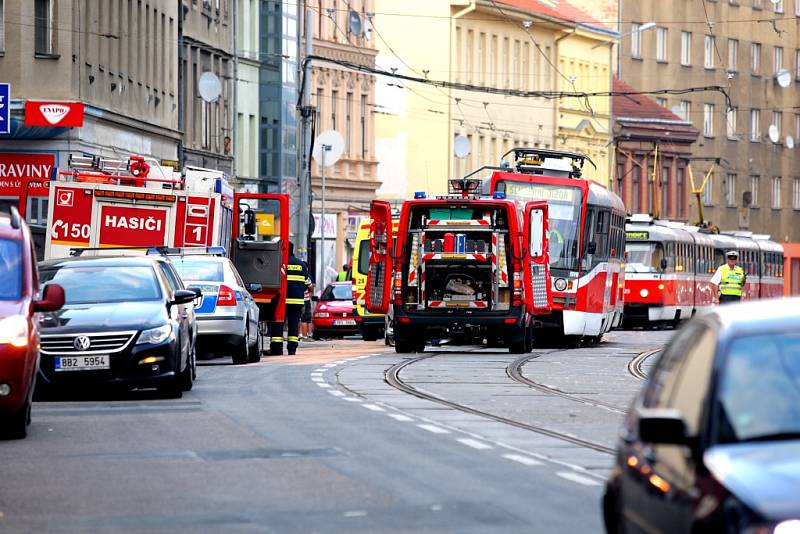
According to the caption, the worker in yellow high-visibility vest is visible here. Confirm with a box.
[711,250,747,304]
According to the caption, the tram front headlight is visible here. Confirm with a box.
[640,288,649,298]
[554,278,568,292]
[657,283,665,290]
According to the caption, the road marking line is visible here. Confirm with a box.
[343,397,362,402]
[417,424,450,434]
[316,383,332,389]
[502,454,543,466]
[556,471,602,486]
[328,390,346,397]
[456,438,493,450]
[362,404,384,412]
[311,372,324,377]
[387,414,414,422]
[323,364,336,368]
[343,510,367,518]
[311,376,324,382]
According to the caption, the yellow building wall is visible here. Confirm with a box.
[556,30,615,187]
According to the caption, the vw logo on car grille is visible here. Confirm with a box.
[73,335,91,351]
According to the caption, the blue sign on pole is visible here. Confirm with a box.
[0,83,9,134]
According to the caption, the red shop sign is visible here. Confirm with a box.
[0,152,56,197]
[24,101,85,127]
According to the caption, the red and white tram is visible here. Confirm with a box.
[487,148,627,342]
[623,216,784,327]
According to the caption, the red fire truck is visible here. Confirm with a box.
[366,179,551,354]
[43,154,290,323]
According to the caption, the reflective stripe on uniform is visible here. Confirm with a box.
[287,336,299,342]
[720,265,745,296]
[287,275,306,282]
[286,298,305,305]
[270,337,284,342]
[287,264,303,271]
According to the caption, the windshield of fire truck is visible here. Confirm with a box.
[494,180,583,271]
[626,242,664,273]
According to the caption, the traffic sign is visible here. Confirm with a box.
[0,83,10,134]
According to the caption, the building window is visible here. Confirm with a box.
[704,103,715,136]
[774,0,784,12]
[679,100,691,121]
[726,107,738,139]
[502,37,509,87]
[772,111,783,139]
[793,178,800,210]
[513,40,520,89]
[656,27,667,62]
[796,113,800,141]
[772,177,782,208]
[490,35,497,87]
[360,94,366,159]
[681,31,692,66]
[774,46,783,74]
[750,108,761,141]
[703,173,714,205]
[750,175,759,206]
[704,35,715,68]
[751,42,761,74]
[465,30,473,83]
[726,173,737,206]
[656,97,667,107]
[478,33,486,84]
[647,166,654,214]
[345,92,352,156]
[34,0,54,55]
[677,167,685,218]
[753,0,762,6]
[632,165,641,213]
[661,166,671,216]
[796,0,800,15]
[795,49,800,80]
[727,38,738,72]
[330,90,338,132]
[631,23,643,58]
[0,0,5,52]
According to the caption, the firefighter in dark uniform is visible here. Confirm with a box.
[270,242,311,356]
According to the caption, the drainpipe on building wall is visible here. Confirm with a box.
[231,0,238,185]
[450,1,477,180]
[177,4,185,169]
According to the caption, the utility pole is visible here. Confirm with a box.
[296,8,314,263]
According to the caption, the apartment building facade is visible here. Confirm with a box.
[619,0,800,241]
[180,0,234,175]
[233,0,260,189]
[0,0,181,223]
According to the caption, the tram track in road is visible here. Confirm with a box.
[384,352,615,455]
[507,355,627,414]
[627,348,660,381]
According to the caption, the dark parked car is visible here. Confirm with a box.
[37,255,197,398]
[0,209,64,439]
[604,297,800,533]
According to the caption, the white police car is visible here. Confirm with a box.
[164,248,261,364]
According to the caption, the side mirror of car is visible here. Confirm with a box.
[660,258,668,270]
[34,284,65,312]
[172,289,198,305]
[189,287,202,298]
[587,241,597,254]
[638,409,691,446]
[312,295,319,302]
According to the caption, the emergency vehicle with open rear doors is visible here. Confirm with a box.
[366,179,552,354]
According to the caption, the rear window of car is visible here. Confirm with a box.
[321,284,353,301]
[0,238,22,300]
[40,265,162,304]
[171,259,225,282]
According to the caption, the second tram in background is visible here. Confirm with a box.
[623,214,784,328]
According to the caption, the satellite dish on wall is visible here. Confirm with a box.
[313,130,344,166]
[786,136,795,149]
[775,69,792,88]
[349,10,363,36]
[454,135,471,159]
[198,72,222,103]
[768,124,780,143]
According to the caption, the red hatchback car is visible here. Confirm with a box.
[0,208,64,439]
[312,282,358,339]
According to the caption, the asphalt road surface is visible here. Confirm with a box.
[0,331,670,533]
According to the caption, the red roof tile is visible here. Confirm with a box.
[494,0,607,31]
[612,79,687,122]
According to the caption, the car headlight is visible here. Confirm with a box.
[136,324,172,345]
[315,312,330,318]
[554,278,568,291]
[0,315,28,347]
[640,288,649,298]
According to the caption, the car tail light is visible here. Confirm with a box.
[512,272,523,306]
[217,285,237,306]
[393,271,403,305]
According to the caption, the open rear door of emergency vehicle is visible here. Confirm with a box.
[365,200,394,314]
[231,193,289,323]
[524,201,551,315]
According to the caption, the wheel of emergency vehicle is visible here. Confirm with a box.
[232,320,252,365]
[394,333,425,354]
[509,326,532,354]
[0,399,30,440]
[247,329,262,363]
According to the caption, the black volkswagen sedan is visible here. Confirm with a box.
[37,256,197,398]
[604,298,800,534]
